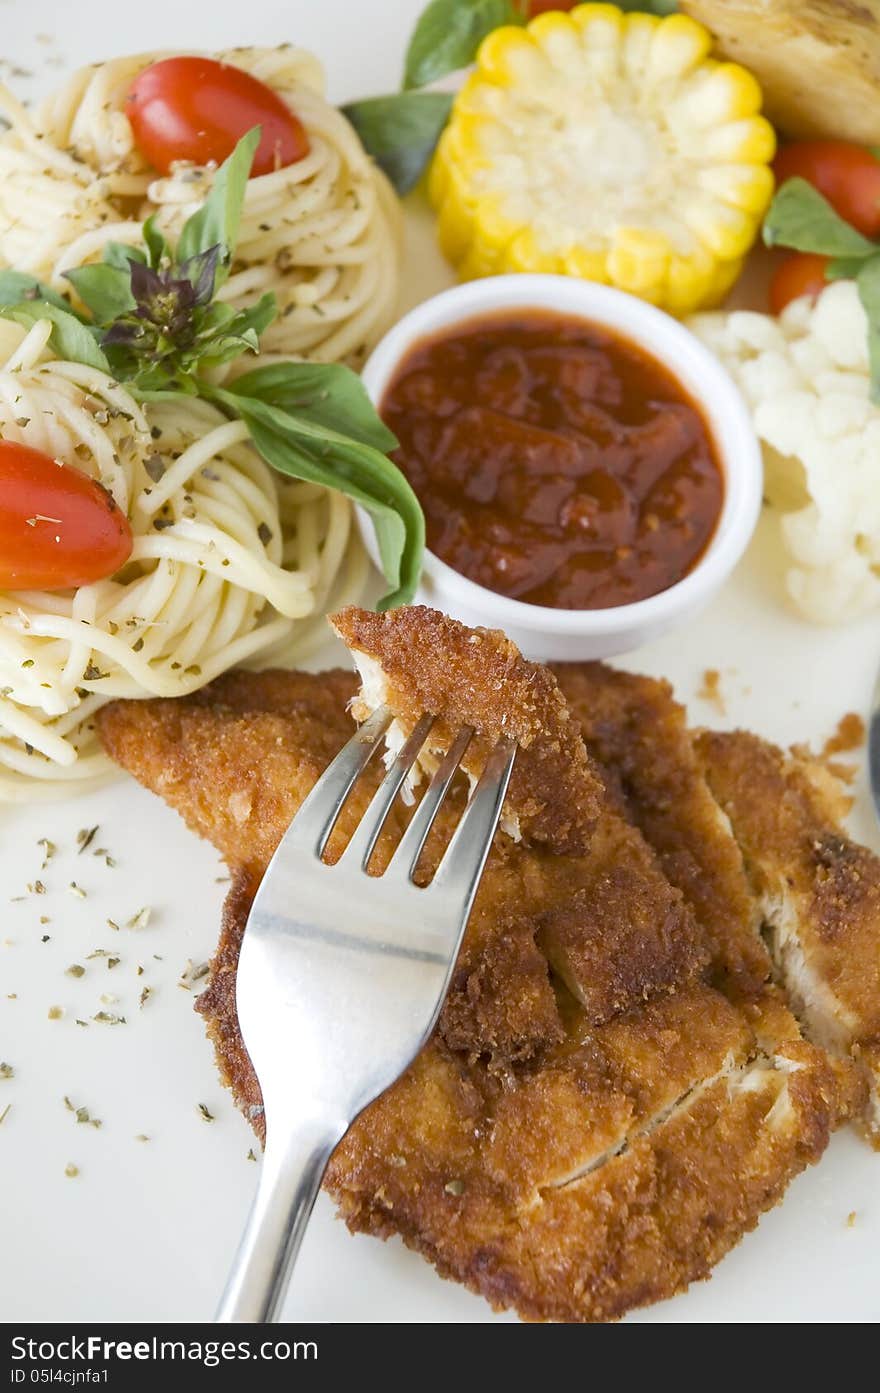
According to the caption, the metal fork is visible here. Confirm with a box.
[214,706,517,1323]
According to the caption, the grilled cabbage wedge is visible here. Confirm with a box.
[429,4,775,314]
[681,0,880,146]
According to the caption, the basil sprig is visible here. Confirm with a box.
[763,175,880,402]
[0,130,423,608]
[343,0,524,196]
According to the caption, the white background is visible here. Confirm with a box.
[0,0,877,1323]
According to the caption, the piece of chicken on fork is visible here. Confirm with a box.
[329,605,602,855]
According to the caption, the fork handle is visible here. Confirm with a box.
[215,1118,344,1323]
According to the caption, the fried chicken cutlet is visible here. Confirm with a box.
[95,609,875,1320]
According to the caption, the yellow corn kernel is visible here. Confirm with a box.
[645,15,712,84]
[569,3,626,38]
[563,246,609,283]
[683,196,759,259]
[528,12,583,76]
[478,27,546,86]
[448,112,504,168]
[704,116,776,165]
[704,64,764,122]
[429,4,775,316]
[472,195,518,251]
[703,257,746,309]
[458,239,504,282]
[665,245,718,316]
[697,163,775,216]
[569,5,625,86]
[607,228,670,295]
[622,13,661,81]
[507,227,561,274]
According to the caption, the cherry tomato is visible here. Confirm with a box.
[126,57,310,177]
[0,441,133,591]
[774,141,880,240]
[768,252,830,315]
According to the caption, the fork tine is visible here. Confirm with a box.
[286,704,392,857]
[430,737,517,908]
[389,724,474,880]
[337,712,436,870]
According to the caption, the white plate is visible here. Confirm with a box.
[0,0,877,1325]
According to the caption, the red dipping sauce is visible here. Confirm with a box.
[380,310,724,610]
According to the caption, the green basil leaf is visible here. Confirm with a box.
[342,92,453,194]
[0,302,109,372]
[176,127,260,284]
[188,293,276,368]
[142,215,170,270]
[219,292,277,341]
[64,263,136,323]
[196,331,261,366]
[103,241,146,270]
[404,0,523,90]
[826,256,867,281]
[856,255,880,404]
[0,271,78,315]
[206,384,424,607]
[763,178,878,258]
[225,361,399,453]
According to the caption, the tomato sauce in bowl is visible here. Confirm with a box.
[380,310,724,611]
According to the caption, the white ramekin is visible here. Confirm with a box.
[359,274,762,662]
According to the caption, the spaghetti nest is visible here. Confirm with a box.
[0,318,367,800]
[0,46,402,367]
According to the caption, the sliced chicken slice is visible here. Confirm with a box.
[698,729,880,1146]
[553,662,771,996]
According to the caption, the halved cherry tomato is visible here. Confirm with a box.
[774,141,880,240]
[126,57,310,177]
[768,252,830,315]
[0,441,133,591]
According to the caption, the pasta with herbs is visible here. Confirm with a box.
[0,317,367,801]
[0,46,402,367]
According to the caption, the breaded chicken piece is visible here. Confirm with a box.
[98,668,361,875]
[331,606,602,855]
[552,663,770,996]
[698,730,880,1146]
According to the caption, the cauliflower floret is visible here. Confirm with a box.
[809,282,869,371]
[690,281,880,624]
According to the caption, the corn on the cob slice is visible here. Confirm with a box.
[429,5,775,315]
